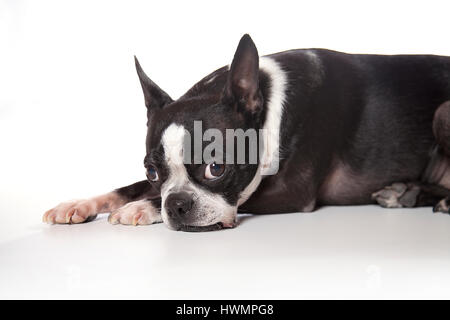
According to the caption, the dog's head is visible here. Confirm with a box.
[135,35,267,231]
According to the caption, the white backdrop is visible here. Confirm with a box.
[2,0,450,207]
[1,0,450,299]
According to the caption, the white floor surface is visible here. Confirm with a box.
[1,206,450,299]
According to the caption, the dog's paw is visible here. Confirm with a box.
[43,200,98,224]
[433,197,450,214]
[371,182,421,208]
[108,200,161,226]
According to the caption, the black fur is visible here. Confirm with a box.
[115,180,156,200]
[119,35,450,225]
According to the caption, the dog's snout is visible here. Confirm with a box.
[165,192,194,217]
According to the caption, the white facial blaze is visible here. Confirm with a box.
[160,124,236,228]
[161,124,189,195]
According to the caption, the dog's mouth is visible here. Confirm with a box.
[176,222,235,232]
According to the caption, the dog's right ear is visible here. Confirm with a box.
[134,56,173,111]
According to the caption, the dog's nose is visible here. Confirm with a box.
[165,192,194,217]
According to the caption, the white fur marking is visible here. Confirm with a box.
[304,50,324,86]
[161,124,190,196]
[205,74,217,84]
[162,124,186,167]
[238,57,288,205]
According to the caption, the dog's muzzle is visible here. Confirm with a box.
[164,191,236,232]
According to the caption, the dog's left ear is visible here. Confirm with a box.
[223,34,263,116]
[135,56,173,111]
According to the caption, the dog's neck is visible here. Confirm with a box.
[238,56,288,205]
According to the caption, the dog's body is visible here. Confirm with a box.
[44,35,450,231]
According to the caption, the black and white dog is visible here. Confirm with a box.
[43,34,450,231]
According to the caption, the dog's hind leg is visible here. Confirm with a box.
[371,182,449,213]
[43,180,161,224]
[433,101,450,157]
[372,101,450,213]
[428,101,450,213]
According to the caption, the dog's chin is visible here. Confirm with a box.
[177,222,224,232]
[170,221,236,232]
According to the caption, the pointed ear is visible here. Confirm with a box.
[134,56,173,110]
[223,34,262,115]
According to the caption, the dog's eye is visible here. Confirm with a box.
[146,166,159,182]
[205,162,225,180]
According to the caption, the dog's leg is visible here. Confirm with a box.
[433,101,450,157]
[371,182,449,213]
[372,101,450,213]
[43,180,161,224]
[108,198,162,226]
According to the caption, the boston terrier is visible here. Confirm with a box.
[43,34,450,231]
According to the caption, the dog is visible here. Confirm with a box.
[43,34,450,231]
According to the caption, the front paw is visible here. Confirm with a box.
[43,200,98,224]
[108,200,161,226]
